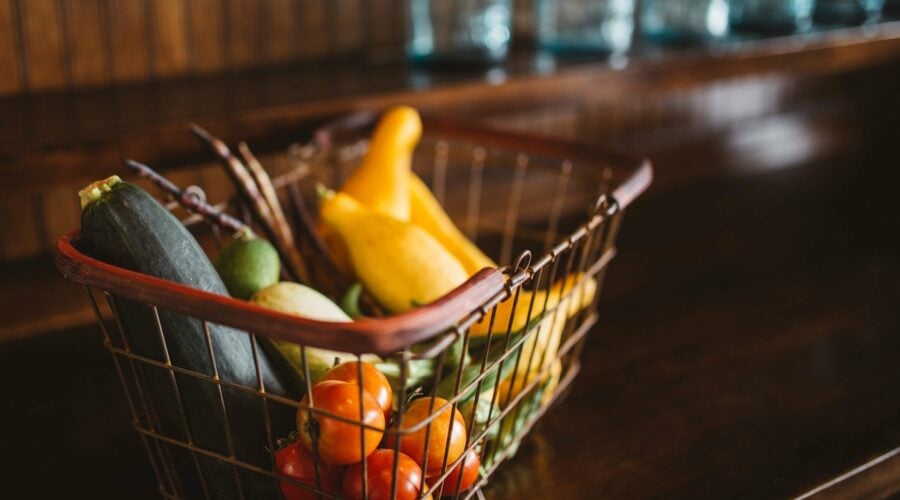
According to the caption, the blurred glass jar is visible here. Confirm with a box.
[641,0,730,43]
[536,0,635,54]
[729,0,817,34]
[814,0,885,24]
[407,0,513,63]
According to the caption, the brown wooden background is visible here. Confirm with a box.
[0,0,539,95]
[0,0,404,94]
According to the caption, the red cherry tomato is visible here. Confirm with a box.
[275,441,340,500]
[321,361,393,417]
[297,380,385,465]
[342,449,432,500]
[427,449,480,496]
[394,397,467,475]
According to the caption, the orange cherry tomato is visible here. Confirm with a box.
[275,441,341,500]
[322,361,393,417]
[427,449,480,496]
[342,449,432,500]
[297,380,385,465]
[394,397,467,475]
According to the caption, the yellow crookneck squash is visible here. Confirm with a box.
[319,192,469,313]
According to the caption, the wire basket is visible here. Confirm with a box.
[55,114,651,499]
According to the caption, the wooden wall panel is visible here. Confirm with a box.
[0,194,42,260]
[264,0,297,63]
[0,0,415,95]
[225,0,262,69]
[188,0,225,73]
[297,0,329,59]
[108,0,149,83]
[20,0,68,91]
[149,1,189,78]
[334,0,363,54]
[0,0,22,94]
[66,0,110,86]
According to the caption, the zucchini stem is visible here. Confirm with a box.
[78,175,122,209]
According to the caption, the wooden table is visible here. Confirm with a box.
[4,117,900,498]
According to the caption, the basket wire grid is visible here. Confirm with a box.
[56,116,651,499]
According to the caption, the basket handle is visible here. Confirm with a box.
[55,232,504,357]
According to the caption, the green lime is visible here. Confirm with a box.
[215,235,280,300]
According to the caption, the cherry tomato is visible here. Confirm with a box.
[342,449,434,500]
[322,361,393,417]
[275,441,340,500]
[297,380,385,465]
[393,397,467,475]
[427,449,480,496]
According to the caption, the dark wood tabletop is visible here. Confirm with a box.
[4,113,900,499]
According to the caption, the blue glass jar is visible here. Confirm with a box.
[729,0,817,34]
[814,0,885,24]
[642,0,730,43]
[407,0,513,63]
[535,0,635,54]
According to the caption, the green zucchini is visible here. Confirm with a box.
[80,176,296,499]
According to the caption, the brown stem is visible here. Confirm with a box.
[124,159,248,235]
[238,141,296,249]
[190,123,311,284]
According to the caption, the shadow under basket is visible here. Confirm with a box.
[55,114,652,499]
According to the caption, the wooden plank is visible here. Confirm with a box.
[367,0,392,47]
[148,0,188,78]
[0,0,23,95]
[108,0,149,82]
[65,0,110,86]
[39,185,80,250]
[333,0,362,55]
[264,0,296,64]
[225,0,261,69]
[0,194,43,260]
[20,0,68,91]
[187,0,225,74]
[297,0,327,59]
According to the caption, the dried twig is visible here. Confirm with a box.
[190,124,311,284]
[238,141,295,249]
[124,159,248,234]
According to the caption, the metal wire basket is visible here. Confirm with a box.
[55,114,651,499]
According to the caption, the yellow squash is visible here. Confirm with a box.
[471,273,597,337]
[495,273,596,406]
[409,173,496,275]
[320,192,469,313]
[340,106,421,220]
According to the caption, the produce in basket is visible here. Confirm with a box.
[471,272,597,337]
[214,226,281,300]
[78,176,296,499]
[320,192,469,313]
[342,449,431,500]
[275,439,341,500]
[321,361,394,418]
[427,448,480,495]
[391,397,468,475]
[340,105,421,220]
[409,172,496,275]
[251,281,381,383]
[296,379,386,465]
